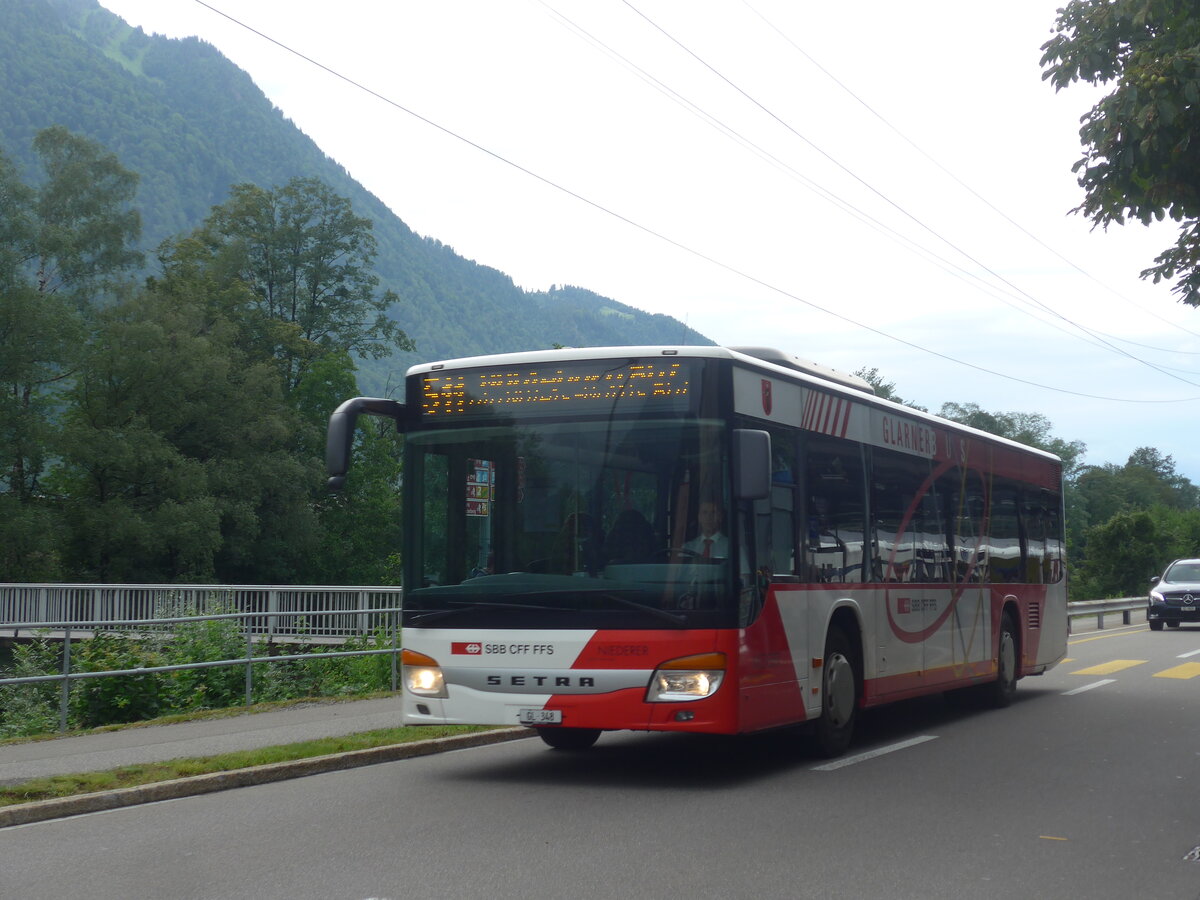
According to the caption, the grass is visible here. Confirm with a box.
[0,722,496,808]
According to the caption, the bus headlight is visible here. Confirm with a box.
[402,649,447,698]
[647,653,726,702]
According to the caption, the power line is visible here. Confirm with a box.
[189,0,1200,404]
[538,1,1192,368]
[618,0,1200,390]
[741,0,1200,344]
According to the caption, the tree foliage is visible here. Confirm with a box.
[0,0,714,397]
[853,367,928,411]
[932,400,1198,598]
[936,402,1087,478]
[1041,0,1200,304]
[0,129,403,585]
[197,178,415,389]
[0,129,141,583]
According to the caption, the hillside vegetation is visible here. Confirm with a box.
[0,0,712,394]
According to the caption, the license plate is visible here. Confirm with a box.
[1181,606,1196,612]
[518,708,562,725]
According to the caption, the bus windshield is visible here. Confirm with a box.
[404,418,742,630]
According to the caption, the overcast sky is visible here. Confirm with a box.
[95,0,1200,481]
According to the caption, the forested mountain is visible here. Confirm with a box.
[0,0,711,392]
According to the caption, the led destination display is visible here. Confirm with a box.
[420,359,695,418]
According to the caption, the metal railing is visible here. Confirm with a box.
[0,583,404,639]
[0,607,402,732]
[1066,597,1143,632]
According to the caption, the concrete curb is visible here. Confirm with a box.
[0,727,534,829]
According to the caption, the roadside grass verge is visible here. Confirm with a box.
[0,723,496,807]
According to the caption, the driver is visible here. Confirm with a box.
[683,500,729,560]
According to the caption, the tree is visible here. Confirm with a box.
[852,367,927,411]
[194,177,414,389]
[0,129,141,580]
[1041,1,1200,304]
[149,179,414,583]
[1078,509,1163,597]
[1065,446,1199,592]
[936,402,1087,478]
[1075,505,1200,598]
[50,274,321,583]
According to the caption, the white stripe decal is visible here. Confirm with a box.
[803,393,854,439]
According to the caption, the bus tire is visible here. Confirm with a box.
[985,611,1019,709]
[814,625,858,758]
[536,727,601,751]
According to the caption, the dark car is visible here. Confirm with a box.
[1148,558,1200,630]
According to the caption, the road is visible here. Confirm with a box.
[3,622,1199,900]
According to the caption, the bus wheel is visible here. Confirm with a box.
[814,626,858,758]
[985,612,1019,709]
[536,727,601,751]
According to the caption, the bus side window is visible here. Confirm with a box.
[1021,494,1047,585]
[764,429,798,580]
[1044,502,1065,584]
[871,449,934,583]
[741,421,797,585]
[988,484,1022,583]
[940,465,987,585]
[802,437,867,584]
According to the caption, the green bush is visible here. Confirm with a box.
[0,638,61,738]
[0,620,400,736]
[160,614,249,711]
[69,632,165,728]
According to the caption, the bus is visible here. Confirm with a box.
[326,345,1067,756]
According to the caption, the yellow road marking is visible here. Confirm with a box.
[1070,659,1147,675]
[1153,662,1200,680]
[1040,835,1069,841]
[1068,625,1148,646]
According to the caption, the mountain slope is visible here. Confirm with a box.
[0,0,713,392]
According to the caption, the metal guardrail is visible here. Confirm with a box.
[1066,597,1143,632]
[0,607,402,732]
[0,583,404,639]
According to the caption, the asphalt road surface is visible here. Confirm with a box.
[4,621,1199,900]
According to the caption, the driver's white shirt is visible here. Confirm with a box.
[683,531,729,559]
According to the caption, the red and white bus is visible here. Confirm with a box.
[327,346,1067,755]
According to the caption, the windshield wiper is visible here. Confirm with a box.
[406,592,687,627]
[593,592,687,626]
[407,600,574,625]
[514,588,688,626]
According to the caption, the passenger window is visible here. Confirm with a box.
[871,450,937,583]
[802,437,867,583]
[988,485,1022,583]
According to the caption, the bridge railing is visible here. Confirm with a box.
[0,607,403,733]
[0,583,404,639]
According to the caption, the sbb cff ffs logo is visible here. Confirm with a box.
[452,642,483,655]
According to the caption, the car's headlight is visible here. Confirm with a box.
[647,653,726,702]
[1150,591,1166,604]
[402,649,447,698]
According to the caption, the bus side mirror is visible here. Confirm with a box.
[733,429,771,501]
[326,397,406,491]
